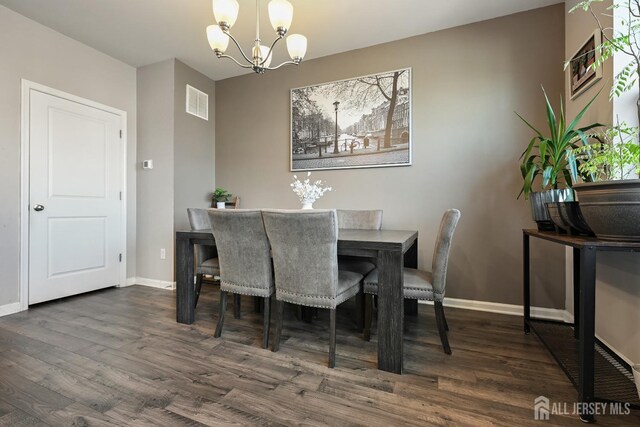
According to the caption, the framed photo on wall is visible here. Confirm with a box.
[290,68,411,171]
[569,30,602,100]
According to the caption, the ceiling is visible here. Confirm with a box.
[0,0,562,81]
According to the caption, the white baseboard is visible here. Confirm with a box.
[418,297,567,321]
[117,277,137,287]
[0,302,23,318]
[121,277,175,290]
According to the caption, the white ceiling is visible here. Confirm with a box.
[0,0,562,81]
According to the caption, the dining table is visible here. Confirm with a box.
[175,228,419,374]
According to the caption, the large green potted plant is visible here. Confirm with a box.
[517,87,602,230]
[571,124,640,240]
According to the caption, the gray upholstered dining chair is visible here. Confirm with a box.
[187,208,220,308]
[336,209,383,276]
[208,209,274,348]
[363,209,461,354]
[262,209,363,368]
[336,209,383,331]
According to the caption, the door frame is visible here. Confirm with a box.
[20,79,128,311]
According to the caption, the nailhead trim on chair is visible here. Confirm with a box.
[220,280,274,297]
[276,286,359,309]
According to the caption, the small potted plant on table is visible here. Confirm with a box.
[212,187,232,209]
[517,88,602,230]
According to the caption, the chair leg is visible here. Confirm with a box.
[329,308,336,368]
[272,300,285,352]
[355,289,364,332]
[254,296,262,313]
[234,294,241,319]
[214,290,228,338]
[194,273,204,308]
[434,301,451,355]
[363,294,373,342]
[262,296,271,349]
[442,306,449,332]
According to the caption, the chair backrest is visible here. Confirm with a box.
[262,209,340,308]
[207,209,273,291]
[187,208,215,267]
[431,209,461,295]
[336,209,383,230]
[187,208,211,231]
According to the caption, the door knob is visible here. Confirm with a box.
[33,204,45,212]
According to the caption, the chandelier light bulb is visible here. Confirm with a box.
[268,0,293,36]
[253,44,273,68]
[213,0,239,29]
[207,25,229,53]
[286,34,307,61]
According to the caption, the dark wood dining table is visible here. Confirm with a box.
[175,228,419,374]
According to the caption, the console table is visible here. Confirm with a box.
[523,229,640,422]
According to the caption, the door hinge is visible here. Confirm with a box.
[119,130,123,139]
[119,191,122,200]
[119,253,123,262]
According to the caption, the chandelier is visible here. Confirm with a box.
[206,0,308,74]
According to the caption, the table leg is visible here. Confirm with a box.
[523,233,530,334]
[404,239,418,316]
[176,236,195,324]
[578,246,596,423]
[573,247,580,339]
[377,249,404,374]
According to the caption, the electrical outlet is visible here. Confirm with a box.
[160,248,166,259]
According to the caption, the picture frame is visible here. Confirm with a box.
[569,30,602,100]
[290,68,412,171]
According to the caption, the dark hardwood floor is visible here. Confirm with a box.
[0,285,638,426]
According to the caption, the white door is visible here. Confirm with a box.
[28,90,123,305]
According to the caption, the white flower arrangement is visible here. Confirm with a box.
[290,172,332,209]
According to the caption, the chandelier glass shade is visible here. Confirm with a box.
[207,0,307,74]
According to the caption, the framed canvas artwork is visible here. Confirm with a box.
[290,68,411,171]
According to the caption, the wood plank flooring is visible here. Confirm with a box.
[0,284,638,426]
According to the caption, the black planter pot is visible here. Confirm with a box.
[546,202,570,233]
[573,179,640,241]
[559,202,595,236]
[546,202,595,236]
[530,189,574,231]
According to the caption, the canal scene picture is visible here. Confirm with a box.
[291,68,411,171]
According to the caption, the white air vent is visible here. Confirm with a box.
[186,84,208,120]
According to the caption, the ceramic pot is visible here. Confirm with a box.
[530,189,575,231]
[573,179,640,241]
[546,202,571,233]
[216,201,226,209]
[558,202,594,236]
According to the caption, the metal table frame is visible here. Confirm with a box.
[523,229,640,422]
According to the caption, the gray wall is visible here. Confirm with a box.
[215,5,567,308]
[173,60,216,231]
[136,59,175,282]
[565,0,640,364]
[136,59,216,282]
[0,5,137,307]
